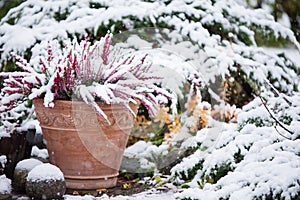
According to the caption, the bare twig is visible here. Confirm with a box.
[274,126,292,140]
[263,78,292,106]
[258,95,294,140]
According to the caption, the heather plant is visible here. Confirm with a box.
[0,33,177,130]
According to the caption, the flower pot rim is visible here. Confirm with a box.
[33,98,139,106]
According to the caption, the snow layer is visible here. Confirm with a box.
[172,93,300,199]
[15,158,43,171]
[174,126,300,199]
[0,155,6,168]
[17,119,43,134]
[64,190,175,200]
[0,175,11,194]
[31,146,49,160]
[0,127,10,138]
[27,163,64,182]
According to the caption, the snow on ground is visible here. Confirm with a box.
[27,163,64,181]
[0,175,11,195]
[64,190,175,200]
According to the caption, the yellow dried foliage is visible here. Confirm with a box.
[154,105,170,128]
[185,91,211,133]
[185,95,200,115]
[189,104,211,133]
[212,104,241,123]
[167,115,181,134]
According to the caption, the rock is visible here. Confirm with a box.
[26,163,66,199]
[0,195,11,200]
[26,179,65,200]
[156,148,183,175]
[121,141,156,176]
[121,155,155,176]
[121,155,141,173]
[13,158,43,193]
[0,175,12,200]
[156,148,196,175]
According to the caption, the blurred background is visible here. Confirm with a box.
[1,0,299,42]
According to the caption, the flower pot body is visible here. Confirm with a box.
[33,99,138,190]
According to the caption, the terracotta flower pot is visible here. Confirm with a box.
[33,99,138,190]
